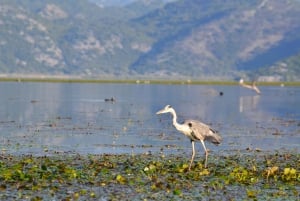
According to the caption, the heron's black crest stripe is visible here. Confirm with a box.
[188,122,192,127]
[210,128,217,133]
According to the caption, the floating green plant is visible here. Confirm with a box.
[282,168,298,182]
[0,152,299,200]
[228,166,258,184]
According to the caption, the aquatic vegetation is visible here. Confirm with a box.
[282,167,298,182]
[228,166,258,184]
[0,151,299,200]
[265,166,279,181]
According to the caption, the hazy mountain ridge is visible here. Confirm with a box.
[131,0,300,80]
[0,0,152,76]
[0,0,300,80]
[88,0,175,7]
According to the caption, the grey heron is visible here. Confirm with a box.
[156,105,222,170]
[239,79,261,94]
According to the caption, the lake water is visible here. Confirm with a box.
[0,82,299,156]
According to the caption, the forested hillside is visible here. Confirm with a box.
[0,0,300,81]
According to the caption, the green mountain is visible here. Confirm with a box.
[0,0,300,81]
[130,0,300,80]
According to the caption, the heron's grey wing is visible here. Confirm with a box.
[184,119,222,144]
[183,119,210,141]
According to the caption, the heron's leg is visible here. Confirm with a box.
[188,140,195,171]
[200,140,208,168]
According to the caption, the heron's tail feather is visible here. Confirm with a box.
[207,129,222,145]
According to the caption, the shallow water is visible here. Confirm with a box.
[0,82,299,156]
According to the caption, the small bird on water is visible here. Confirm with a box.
[156,105,222,170]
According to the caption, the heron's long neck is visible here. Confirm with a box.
[170,109,184,131]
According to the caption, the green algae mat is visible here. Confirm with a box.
[0,151,299,200]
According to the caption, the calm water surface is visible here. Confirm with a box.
[0,82,299,156]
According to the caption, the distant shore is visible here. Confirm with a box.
[0,75,299,86]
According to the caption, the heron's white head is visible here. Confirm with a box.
[239,79,244,84]
[156,105,174,115]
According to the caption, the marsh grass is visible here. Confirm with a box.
[0,151,299,200]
